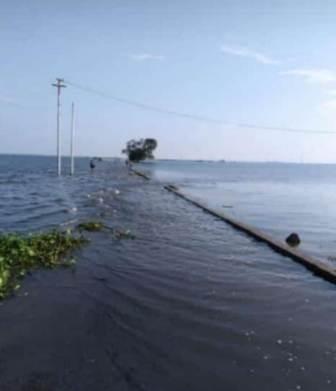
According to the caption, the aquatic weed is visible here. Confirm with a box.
[77,221,135,240]
[77,221,105,232]
[0,230,87,299]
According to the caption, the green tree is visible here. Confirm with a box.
[122,138,158,162]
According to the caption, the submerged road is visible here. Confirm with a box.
[1,164,336,391]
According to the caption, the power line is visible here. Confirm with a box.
[236,123,335,134]
[65,79,336,135]
[65,80,223,124]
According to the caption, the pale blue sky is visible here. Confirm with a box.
[1,0,336,162]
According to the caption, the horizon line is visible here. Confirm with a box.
[1,153,336,165]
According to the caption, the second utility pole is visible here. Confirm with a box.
[70,102,75,175]
[52,78,66,176]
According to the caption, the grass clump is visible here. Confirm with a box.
[0,230,86,299]
[77,221,105,232]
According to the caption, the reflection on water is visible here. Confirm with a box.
[0,156,336,391]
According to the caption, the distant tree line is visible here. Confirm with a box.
[122,138,158,162]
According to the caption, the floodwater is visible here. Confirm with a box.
[144,160,336,262]
[0,155,336,391]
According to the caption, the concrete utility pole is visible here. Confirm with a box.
[52,78,66,176]
[70,102,75,175]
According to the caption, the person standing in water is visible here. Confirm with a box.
[90,158,96,171]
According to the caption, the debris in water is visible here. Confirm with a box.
[114,229,136,240]
[67,207,77,213]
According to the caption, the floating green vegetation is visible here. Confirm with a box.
[77,221,135,240]
[0,230,87,299]
[0,220,136,300]
[77,221,105,232]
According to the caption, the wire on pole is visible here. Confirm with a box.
[64,79,336,135]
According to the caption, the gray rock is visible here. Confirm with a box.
[286,233,301,247]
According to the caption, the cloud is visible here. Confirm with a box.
[220,44,280,65]
[319,99,336,120]
[321,99,336,111]
[0,95,22,107]
[129,53,165,62]
[282,69,336,84]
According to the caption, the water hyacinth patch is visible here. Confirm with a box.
[77,221,136,239]
[0,221,136,300]
[77,221,105,232]
[0,230,87,299]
